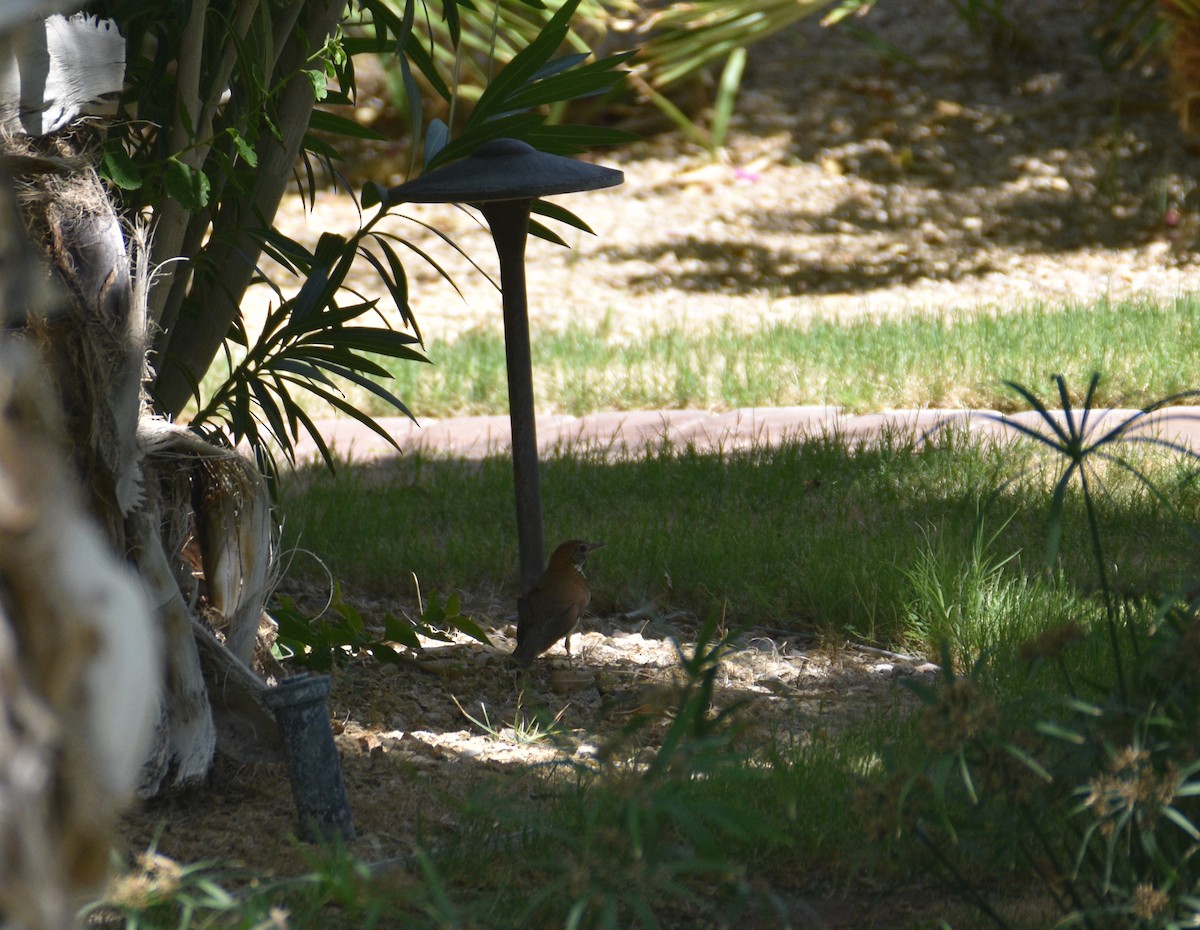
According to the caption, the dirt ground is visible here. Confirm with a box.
[253,0,1200,343]
[122,1,1200,925]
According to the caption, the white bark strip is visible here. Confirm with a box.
[193,454,277,666]
[130,502,218,789]
[0,13,124,136]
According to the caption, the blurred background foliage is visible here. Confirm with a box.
[335,0,1200,182]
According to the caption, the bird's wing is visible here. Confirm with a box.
[514,573,587,661]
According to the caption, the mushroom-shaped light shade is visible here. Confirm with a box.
[385,138,623,205]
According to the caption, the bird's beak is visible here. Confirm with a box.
[588,541,606,552]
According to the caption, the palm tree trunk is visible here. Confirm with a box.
[8,131,281,796]
[0,159,161,930]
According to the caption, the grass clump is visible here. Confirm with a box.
[866,377,1200,927]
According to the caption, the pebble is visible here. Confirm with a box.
[550,668,596,694]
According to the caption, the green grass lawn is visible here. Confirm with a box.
[351,293,1200,417]
[280,417,1200,654]
[196,292,1200,421]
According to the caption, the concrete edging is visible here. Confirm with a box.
[280,406,1200,465]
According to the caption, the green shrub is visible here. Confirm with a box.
[882,376,1200,927]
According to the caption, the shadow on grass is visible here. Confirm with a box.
[278,425,1200,645]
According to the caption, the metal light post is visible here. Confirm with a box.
[386,139,623,592]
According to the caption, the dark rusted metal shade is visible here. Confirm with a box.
[384,139,624,593]
[385,138,622,205]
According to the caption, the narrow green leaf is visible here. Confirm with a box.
[1035,720,1087,744]
[288,401,337,471]
[327,243,362,302]
[397,52,424,170]
[307,358,418,422]
[353,247,407,317]
[365,235,419,338]
[270,357,339,388]
[524,124,640,153]
[289,264,330,325]
[532,199,595,235]
[270,368,305,448]
[299,325,423,355]
[1076,371,1102,437]
[301,132,345,163]
[711,47,747,151]
[1003,743,1053,782]
[565,898,588,930]
[469,0,581,124]
[1163,805,1200,840]
[260,229,314,275]
[308,108,386,141]
[426,112,545,169]
[373,224,484,296]
[1062,697,1103,716]
[1055,373,1080,442]
[1003,380,1071,447]
[443,0,462,47]
[503,51,635,111]
[1044,469,1072,566]
[531,51,591,80]
[279,302,380,341]
[401,31,452,103]
[528,218,568,247]
[227,379,254,441]
[278,379,404,455]
[288,346,396,380]
[248,379,291,452]
[394,0,415,48]
[979,412,1061,451]
[423,117,450,167]
[959,754,979,808]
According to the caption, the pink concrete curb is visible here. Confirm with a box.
[281,406,1200,465]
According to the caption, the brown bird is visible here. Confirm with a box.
[512,539,604,667]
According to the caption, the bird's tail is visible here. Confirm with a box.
[510,641,536,668]
[512,596,535,667]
